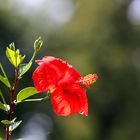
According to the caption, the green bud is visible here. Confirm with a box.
[34,37,43,52]
[9,43,15,51]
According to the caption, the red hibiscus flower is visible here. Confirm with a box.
[32,56,98,116]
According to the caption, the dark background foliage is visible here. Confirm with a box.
[0,0,140,140]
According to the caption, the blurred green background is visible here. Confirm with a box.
[0,0,140,140]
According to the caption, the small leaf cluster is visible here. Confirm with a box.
[1,118,22,132]
[6,43,25,68]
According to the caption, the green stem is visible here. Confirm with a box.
[30,51,36,62]
[15,96,50,105]
[18,51,36,78]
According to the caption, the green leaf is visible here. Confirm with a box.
[0,63,11,88]
[19,63,26,74]
[11,117,17,123]
[1,118,22,131]
[0,75,11,87]
[19,62,32,77]
[1,120,11,125]
[0,90,8,111]
[0,137,3,140]
[9,120,22,132]
[16,87,37,102]
[6,44,25,68]
[0,101,6,111]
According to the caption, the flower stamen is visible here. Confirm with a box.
[77,74,98,88]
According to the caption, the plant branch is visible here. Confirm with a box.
[6,67,20,140]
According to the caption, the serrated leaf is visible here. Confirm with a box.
[19,62,32,77]
[9,120,22,132]
[0,101,6,111]
[0,75,10,87]
[16,87,37,102]
[6,46,25,68]
[1,120,11,125]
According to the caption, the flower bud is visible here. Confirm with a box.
[34,37,43,52]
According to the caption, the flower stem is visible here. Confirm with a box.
[30,51,36,62]
[6,68,20,140]
[15,95,50,105]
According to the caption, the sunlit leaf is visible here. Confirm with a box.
[1,120,11,125]
[6,45,25,68]
[0,101,6,111]
[9,120,22,132]
[19,62,32,77]
[0,137,3,140]
[16,87,37,102]
[0,75,11,87]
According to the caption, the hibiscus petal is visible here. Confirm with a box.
[35,56,56,65]
[32,62,59,92]
[36,56,81,86]
[51,85,88,116]
[64,84,88,116]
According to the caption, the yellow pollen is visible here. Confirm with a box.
[81,74,98,85]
